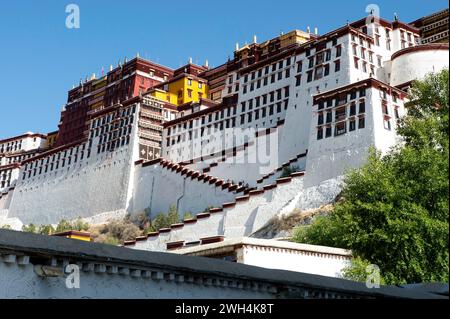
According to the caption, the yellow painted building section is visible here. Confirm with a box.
[151,88,174,104]
[64,234,92,241]
[45,132,58,149]
[150,76,208,106]
[51,231,92,242]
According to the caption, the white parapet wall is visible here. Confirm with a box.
[3,229,428,299]
[174,237,352,278]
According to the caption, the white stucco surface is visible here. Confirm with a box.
[390,46,449,86]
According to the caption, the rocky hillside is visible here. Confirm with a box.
[250,204,335,239]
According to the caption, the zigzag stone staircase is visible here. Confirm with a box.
[125,170,305,252]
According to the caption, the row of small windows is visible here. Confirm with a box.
[167,106,238,136]
[317,89,366,110]
[317,117,366,140]
[22,144,90,180]
[306,46,340,71]
[242,68,291,94]
[90,107,135,155]
[0,140,24,153]
[92,116,134,139]
[240,100,288,125]
[242,57,293,84]
[1,152,36,165]
[241,38,346,89]
[91,106,136,129]
[166,100,288,147]
[97,136,131,154]
[0,181,11,189]
[241,86,290,111]
[0,171,12,188]
[318,101,366,126]
[0,169,12,185]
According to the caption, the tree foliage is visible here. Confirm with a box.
[55,218,89,233]
[146,204,181,233]
[293,70,449,284]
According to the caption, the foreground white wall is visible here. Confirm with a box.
[242,243,349,278]
[0,261,273,299]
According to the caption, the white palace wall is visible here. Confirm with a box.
[5,104,141,226]
[7,147,135,226]
[390,45,449,86]
[186,123,288,187]
[129,161,243,219]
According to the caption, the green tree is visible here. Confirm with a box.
[22,224,37,233]
[37,224,55,235]
[280,165,300,178]
[56,218,89,233]
[146,204,181,233]
[293,70,449,285]
[341,257,386,284]
[183,212,194,220]
[167,204,180,225]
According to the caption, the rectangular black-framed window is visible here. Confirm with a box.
[349,120,356,131]
[358,117,365,129]
[297,61,303,73]
[318,113,324,125]
[325,126,332,138]
[350,103,356,116]
[335,122,346,136]
[327,99,333,108]
[317,128,323,140]
[336,45,341,57]
[324,64,330,76]
[359,101,366,114]
[335,60,340,72]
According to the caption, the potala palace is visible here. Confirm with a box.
[1,9,449,256]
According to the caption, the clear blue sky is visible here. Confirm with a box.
[0,0,447,139]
